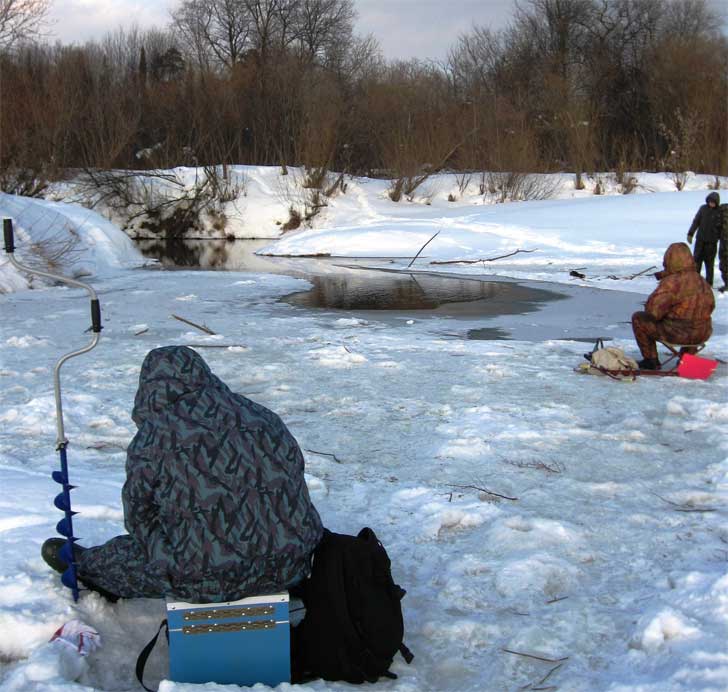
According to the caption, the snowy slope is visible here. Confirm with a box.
[0,170,727,691]
[0,192,146,293]
[261,175,725,295]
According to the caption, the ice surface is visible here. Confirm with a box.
[1,169,727,690]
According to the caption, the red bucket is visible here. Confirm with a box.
[677,353,718,380]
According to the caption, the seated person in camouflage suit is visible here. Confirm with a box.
[631,242,715,370]
[42,345,323,601]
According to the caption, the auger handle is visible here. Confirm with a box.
[3,218,14,253]
[91,299,101,333]
[3,217,102,446]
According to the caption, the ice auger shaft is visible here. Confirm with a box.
[4,218,102,601]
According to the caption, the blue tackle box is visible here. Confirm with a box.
[166,592,290,687]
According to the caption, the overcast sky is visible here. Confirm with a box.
[47,0,725,60]
[47,0,516,60]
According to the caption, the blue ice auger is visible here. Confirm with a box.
[3,218,102,601]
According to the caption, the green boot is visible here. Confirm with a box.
[41,538,119,602]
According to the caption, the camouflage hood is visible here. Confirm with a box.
[110,345,323,601]
[132,346,221,427]
[662,242,696,276]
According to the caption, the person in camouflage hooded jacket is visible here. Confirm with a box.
[631,243,715,369]
[74,346,323,601]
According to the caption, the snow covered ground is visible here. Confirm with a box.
[0,170,727,691]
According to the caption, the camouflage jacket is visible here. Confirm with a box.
[646,243,714,328]
[121,346,323,601]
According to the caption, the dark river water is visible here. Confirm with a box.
[134,236,726,348]
[134,237,573,339]
[129,239,643,342]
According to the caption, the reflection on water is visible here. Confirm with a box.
[285,272,564,316]
[134,237,566,325]
[135,237,281,272]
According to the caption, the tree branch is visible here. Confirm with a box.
[431,248,537,265]
[305,448,343,464]
[170,313,216,335]
[502,649,569,664]
[447,483,517,501]
[407,231,440,268]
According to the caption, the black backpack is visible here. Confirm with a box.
[291,527,414,684]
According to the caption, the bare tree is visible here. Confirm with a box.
[293,0,355,65]
[173,0,253,70]
[660,0,725,38]
[0,0,50,48]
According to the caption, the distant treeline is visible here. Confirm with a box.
[2,0,727,193]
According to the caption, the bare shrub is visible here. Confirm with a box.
[276,167,332,230]
[28,225,84,274]
[206,209,227,234]
[456,172,472,194]
[305,189,328,220]
[324,172,347,197]
[659,109,703,191]
[11,214,85,280]
[369,62,465,202]
[620,176,639,195]
[205,165,244,204]
[559,108,599,191]
[302,167,329,190]
[484,172,561,203]
[449,171,473,200]
[281,207,302,231]
[290,70,343,202]
[412,183,437,205]
[0,165,50,197]
[72,166,241,237]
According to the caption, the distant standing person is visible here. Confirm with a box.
[719,202,728,293]
[687,191,721,286]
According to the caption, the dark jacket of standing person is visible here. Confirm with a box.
[631,243,715,365]
[719,203,728,291]
[688,191,721,285]
[76,346,323,601]
[688,191,722,244]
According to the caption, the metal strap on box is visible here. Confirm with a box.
[183,620,278,635]
[183,605,274,621]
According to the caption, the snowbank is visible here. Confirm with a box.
[0,193,146,293]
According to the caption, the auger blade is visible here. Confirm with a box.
[52,470,68,484]
[53,492,71,512]
[56,517,74,537]
[61,566,78,590]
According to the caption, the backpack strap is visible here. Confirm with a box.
[135,619,168,692]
